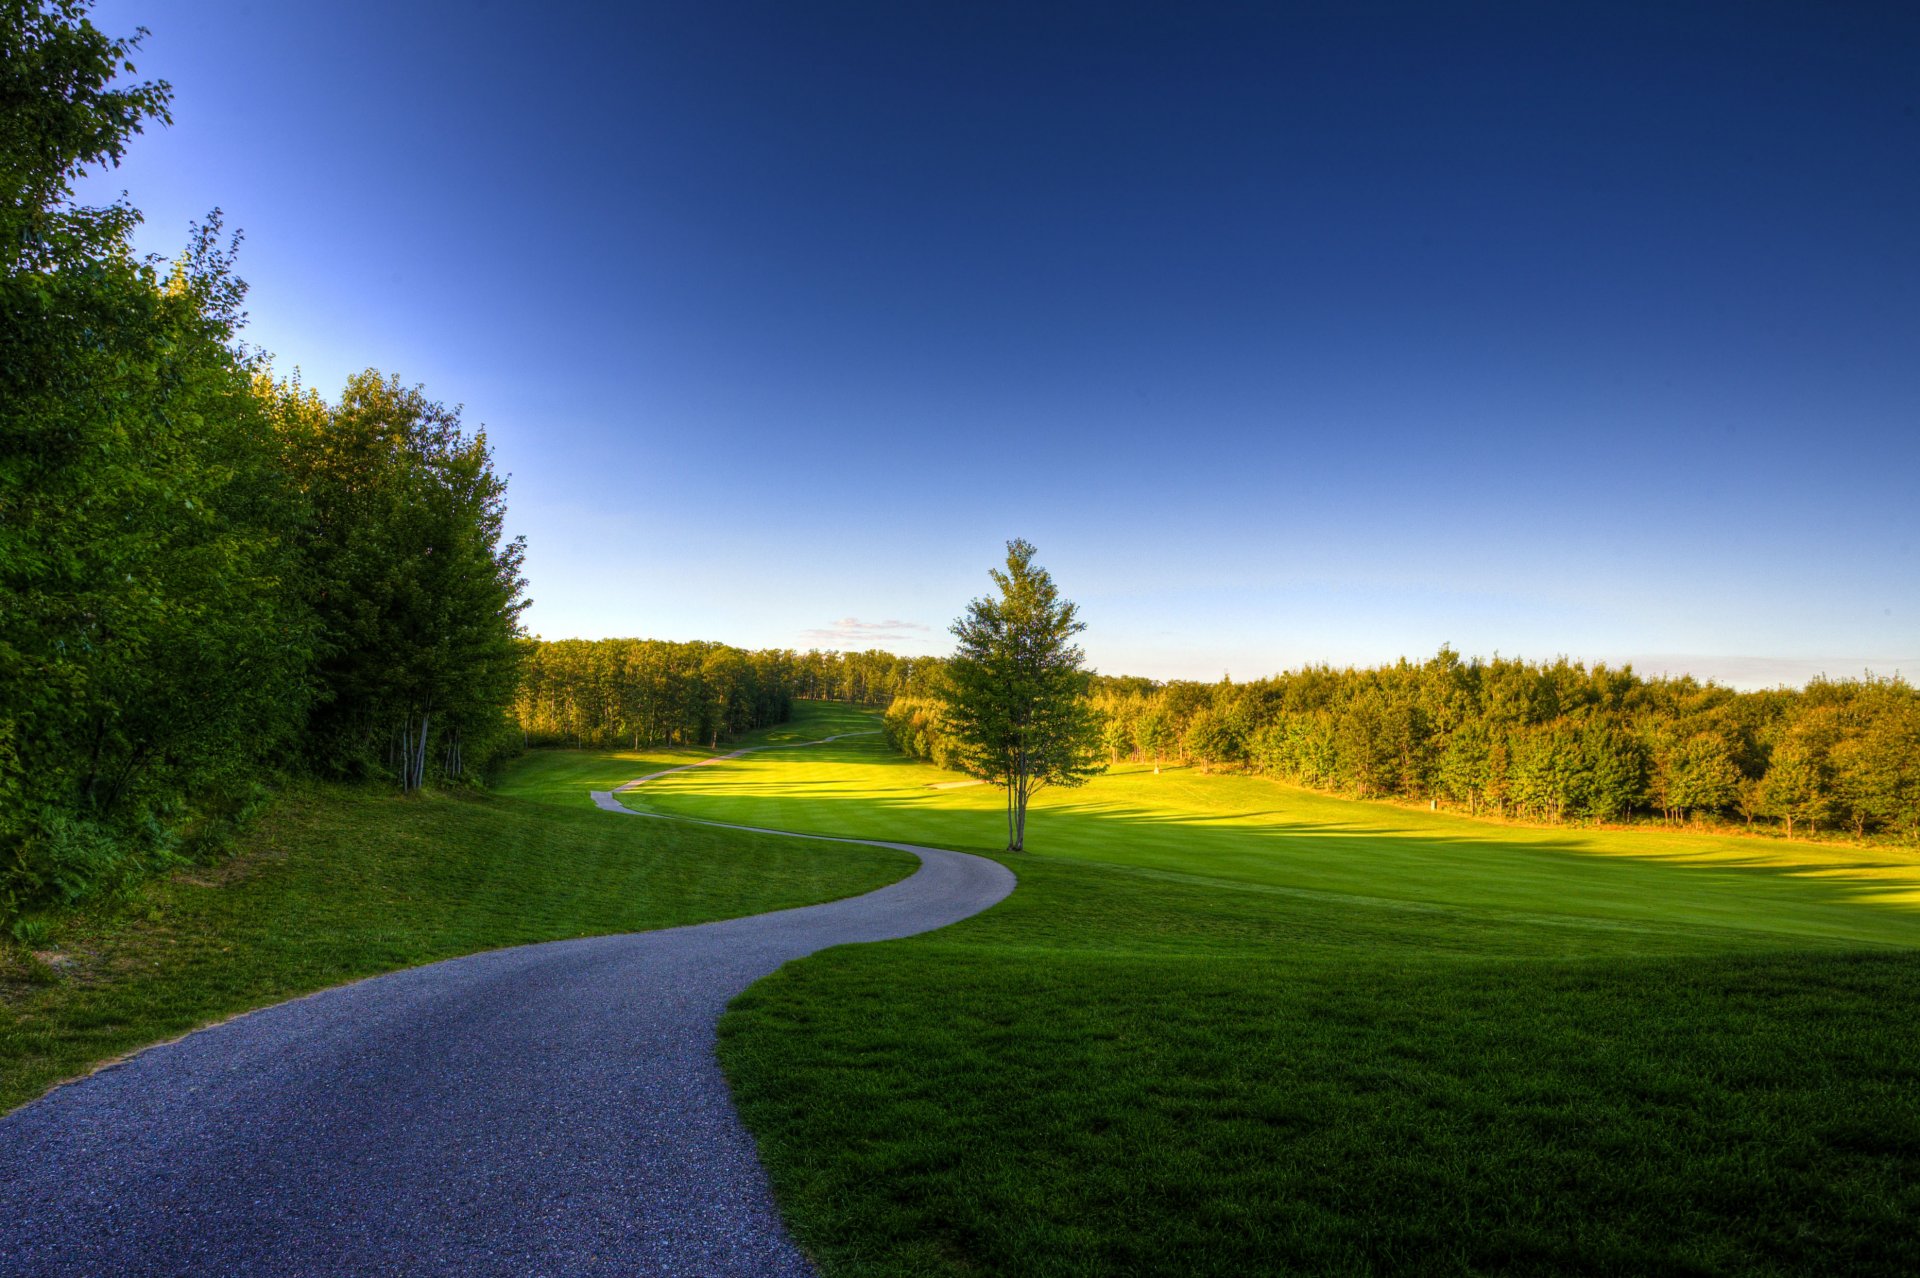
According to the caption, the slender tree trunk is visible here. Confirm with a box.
[404,712,431,792]
[404,716,415,792]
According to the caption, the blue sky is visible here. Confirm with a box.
[82,1,1918,686]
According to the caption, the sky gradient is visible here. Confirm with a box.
[81,1,1918,687]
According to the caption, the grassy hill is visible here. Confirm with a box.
[0,763,912,1114]
[609,701,1920,1276]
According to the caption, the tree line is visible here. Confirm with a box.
[2,4,526,918]
[792,648,940,704]
[887,649,1920,843]
[512,640,942,749]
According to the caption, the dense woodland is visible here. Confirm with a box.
[888,650,1920,842]
[512,641,938,748]
[1,6,526,917]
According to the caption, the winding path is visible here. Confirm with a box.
[0,734,1014,1276]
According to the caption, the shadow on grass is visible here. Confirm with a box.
[622,733,1920,943]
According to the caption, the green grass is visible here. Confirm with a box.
[0,748,914,1114]
[606,702,1920,1275]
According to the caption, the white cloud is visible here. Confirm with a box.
[799,617,936,647]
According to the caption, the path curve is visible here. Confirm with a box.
[0,733,1014,1277]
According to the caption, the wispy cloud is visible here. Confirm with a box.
[800,617,936,647]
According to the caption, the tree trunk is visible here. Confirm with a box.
[404,712,430,792]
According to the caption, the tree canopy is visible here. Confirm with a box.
[891,649,1920,845]
[1,1,531,918]
[941,540,1104,851]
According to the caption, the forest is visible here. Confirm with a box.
[1,10,526,917]
[886,649,1920,842]
[512,640,939,749]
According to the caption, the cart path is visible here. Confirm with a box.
[608,727,882,794]
[0,732,1014,1277]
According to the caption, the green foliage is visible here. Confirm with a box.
[1181,705,1240,770]
[1,2,539,915]
[941,540,1104,851]
[1132,711,1169,769]
[1072,650,1920,843]
[517,638,796,749]
[1,207,318,910]
[1669,730,1743,817]
[265,371,529,789]
[790,648,937,704]
[519,640,949,754]
[0,0,171,272]
[884,694,968,772]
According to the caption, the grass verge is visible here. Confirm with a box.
[1,762,913,1114]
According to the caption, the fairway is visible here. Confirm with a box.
[606,702,1920,1276]
[618,702,1920,954]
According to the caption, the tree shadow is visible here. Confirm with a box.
[621,738,1920,939]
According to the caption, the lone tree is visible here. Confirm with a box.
[944,539,1105,851]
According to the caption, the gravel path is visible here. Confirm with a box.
[0,735,1014,1276]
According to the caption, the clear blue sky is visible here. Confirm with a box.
[82,1,1918,687]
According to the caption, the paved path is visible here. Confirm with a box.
[0,734,1014,1277]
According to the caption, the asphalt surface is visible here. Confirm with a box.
[0,742,1015,1276]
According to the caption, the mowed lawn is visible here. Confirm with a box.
[619,702,1920,1276]
[1,756,913,1114]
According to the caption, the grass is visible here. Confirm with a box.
[606,702,1920,1276]
[0,747,914,1115]
[9,705,1916,1271]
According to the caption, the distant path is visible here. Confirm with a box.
[0,730,1014,1277]
[608,727,882,793]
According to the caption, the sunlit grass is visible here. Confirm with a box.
[624,703,1920,950]
[604,702,1920,1275]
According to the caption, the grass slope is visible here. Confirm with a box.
[1,744,913,1114]
[616,702,1920,1276]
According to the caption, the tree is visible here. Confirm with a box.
[1438,722,1495,815]
[1134,712,1169,774]
[942,539,1104,851]
[1760,737,1830,839]
[1580,718,1649,821]
[1335,687,1397,797]
[266,371,528,790]
[1667,730,1741,822]
[2,7,318,911]
[1,0,172,274]
[1184,707,1238,773]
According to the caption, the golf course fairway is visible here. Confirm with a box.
[533,700,1920,1277]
